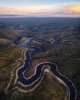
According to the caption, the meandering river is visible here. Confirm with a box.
[10,39,77,100]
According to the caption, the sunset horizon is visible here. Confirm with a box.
[0,0,80,100]
[0,0,80,17]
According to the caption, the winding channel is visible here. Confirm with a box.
[7,39,77,100]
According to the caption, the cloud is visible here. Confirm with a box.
[62,4,80,14]
[0,3,80,16]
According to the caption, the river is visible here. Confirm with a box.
[15,39,76,100]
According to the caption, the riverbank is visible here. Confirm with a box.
[6,44,76,100]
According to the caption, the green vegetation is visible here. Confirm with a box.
[32,42,80,99]
[0,46,22,90]
[0,18,80,100]
[6,75,67,100]
[0,29,22,40]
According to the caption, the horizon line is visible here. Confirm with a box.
[0,14,80,18]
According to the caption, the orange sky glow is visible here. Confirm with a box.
[0,3,80,16]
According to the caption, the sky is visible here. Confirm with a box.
[0,0,80,17]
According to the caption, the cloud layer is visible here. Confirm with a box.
[0,3,80,16]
